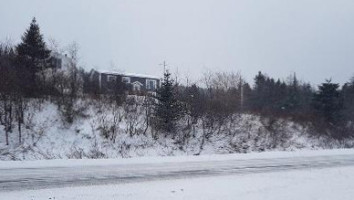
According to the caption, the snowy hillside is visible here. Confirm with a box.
[0,99,353,161]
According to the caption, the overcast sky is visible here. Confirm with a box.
[1,0,354,85]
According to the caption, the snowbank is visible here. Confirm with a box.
[1,100,353,161]
[1,148,354,169]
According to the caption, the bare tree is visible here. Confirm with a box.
[0,43,18,145]
[142,94,155,135]
[14,94,27,144]
[53,42,85,124]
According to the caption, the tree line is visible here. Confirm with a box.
[157,70,354,140]
[1,18,354,147]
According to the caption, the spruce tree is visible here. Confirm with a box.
[16,17,51,96]
[154,71,183,135]
[312,80,343,126]
[251,71,267,112]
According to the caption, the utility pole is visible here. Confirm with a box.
[175,67,179,85]
[240,77,244,111]
[160,61,167,74]
[159,61,168,88]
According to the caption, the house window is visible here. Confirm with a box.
[107,75,117,82]
[146,79,157,90]
[122,77,131,83]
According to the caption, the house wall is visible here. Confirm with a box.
[51,53,72,70]
[95,71,160,94]
[99,73,122,93]
[121,75,160,92]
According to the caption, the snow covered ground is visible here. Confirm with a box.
[2,165,354,200]
[2,100,354,199]
[1,149,354,199]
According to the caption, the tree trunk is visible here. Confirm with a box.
[5,129,9,146]
[18,120,22,144]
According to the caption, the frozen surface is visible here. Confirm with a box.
[2,166,354,200]
[1,149,354,194]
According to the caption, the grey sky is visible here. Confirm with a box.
[1,0,354,86]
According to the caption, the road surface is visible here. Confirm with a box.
[1,153,354,192]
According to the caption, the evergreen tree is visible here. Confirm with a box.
[154,71,183,135]
[251,71,267,112]
[285,74,300,112]
[296,83,315,120]
[312,80,343,126]
[251,72,285,115]
[16,17,51,96]
[342,77,354,122]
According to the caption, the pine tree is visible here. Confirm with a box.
[16,17,51,96]
[154,71,183,135]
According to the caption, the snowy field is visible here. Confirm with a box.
[2,166,354,200]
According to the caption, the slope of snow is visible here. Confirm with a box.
[1,99,353,160]
[2,166,354,200]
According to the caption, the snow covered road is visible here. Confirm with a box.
[3,166,354,200]
[1,149,354,192]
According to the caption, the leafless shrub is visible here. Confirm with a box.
[123,96,144,136]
